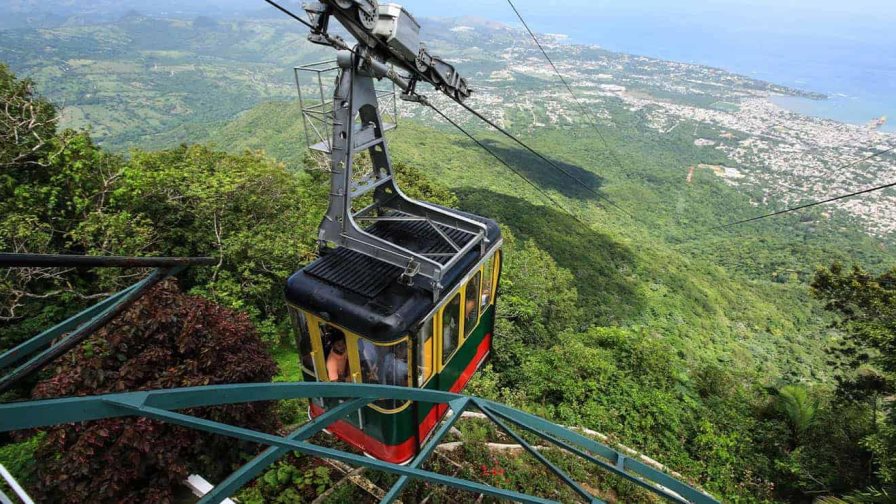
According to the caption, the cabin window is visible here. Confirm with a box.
[416,318,434,385]
[464,271,481,337]
[481,254,495,308]
[442,292,461,365]
[320,323,353,383]
[357,337,410,410]
[288,307,316,377]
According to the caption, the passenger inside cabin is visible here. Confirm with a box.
[325,327,350,382]
[465,297,478,330]
[442,293,461,363]
[358,339,379,382]
[481,282,491,309]
[379,352,408,387]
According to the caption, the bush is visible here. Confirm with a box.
[0,433,43,487]
[235,458,331,504]
[27,280,281,503]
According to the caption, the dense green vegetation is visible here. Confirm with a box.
[0,15,329,150]
[1,10,895,501]
[28,282,281,503]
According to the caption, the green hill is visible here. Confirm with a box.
[190,99,891,380]
[3,12,896,501]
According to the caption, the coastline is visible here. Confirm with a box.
[769,94,895,134]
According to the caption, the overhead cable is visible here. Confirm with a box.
[505,0,630,184]
[265,0,631,219]
[716,146,896,228]
[427,101,593,228]
[451,98,633,218]
[264,0,315,30]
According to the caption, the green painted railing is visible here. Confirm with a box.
[0,254,719,504]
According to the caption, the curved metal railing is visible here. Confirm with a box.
[0,254,718,504]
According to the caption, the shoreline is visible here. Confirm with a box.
[769,94,895,134]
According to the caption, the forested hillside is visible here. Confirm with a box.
[193,99,890,380]
[1,9,895,504]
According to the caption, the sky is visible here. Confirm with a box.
[402,0,896,50]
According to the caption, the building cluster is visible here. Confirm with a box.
[404,22,896,238]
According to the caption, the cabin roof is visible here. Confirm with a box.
[285,209,501,341]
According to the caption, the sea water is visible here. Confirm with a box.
[411,0,896,133]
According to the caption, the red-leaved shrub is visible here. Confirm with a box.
[29,280,280,503]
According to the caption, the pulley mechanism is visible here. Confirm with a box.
[303,0,472,102]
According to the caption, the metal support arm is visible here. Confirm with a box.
[316,50,487,296]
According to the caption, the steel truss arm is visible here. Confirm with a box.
[381,396,471,503]
[1,265,189,394]
[477,401,603,504]
[106,398,555,504]
[316,52,487,296]
[197,397,372,504]
[0,383,718,504]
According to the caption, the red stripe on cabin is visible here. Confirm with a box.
[450,332,491,394]
[418,332,492,442]
[310,402,418,463]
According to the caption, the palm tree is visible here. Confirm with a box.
[778,384,817,444]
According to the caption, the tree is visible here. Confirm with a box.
[1,64,122,359]
[818,486,896,503]
[486,228,580,388]
[0,63,61,170]
[812,263,896,484]
[86,144,324,344]
[777,385,817,443]
[28,280,280,503]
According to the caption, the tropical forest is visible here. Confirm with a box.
[1,2,895,503]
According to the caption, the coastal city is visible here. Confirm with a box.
[410,19,896,238]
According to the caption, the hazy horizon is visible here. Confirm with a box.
[3,0,895,128]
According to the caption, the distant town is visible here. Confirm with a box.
[408,19,896,238]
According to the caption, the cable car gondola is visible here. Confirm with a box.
[286,213,501,463]
[284,1,502,464]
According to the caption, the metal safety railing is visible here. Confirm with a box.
[0,383,719,504]
[0,254,718,503]
[0,463,35,504]
[294,60,399,153]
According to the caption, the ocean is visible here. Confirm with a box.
[577,22,896,134]
[408,0,896,133]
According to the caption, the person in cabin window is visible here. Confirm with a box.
[326,330,350,382]
[380,352,409,387]
[358,339,380,382]
[481,283,491,309]
[465,297,478,331]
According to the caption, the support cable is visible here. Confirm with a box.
[450,98,634,219]
[505,0,896,236]
[716,146,896,228]
[263,0,315,30]
[505,0,629,179]
[426,101,593,228]
[717,179,896,229]
[263,0,633,221]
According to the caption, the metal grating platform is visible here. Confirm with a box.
[305,216,478,299]
[305,247,403,298]
[367,217,476,256]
